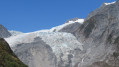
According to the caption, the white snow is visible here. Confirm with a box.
[9,30,23,36]
[49,19,84,32]
[5,32,83,57]
[68,19,84,24]
[104,1,116,5]
[5,33,36,47]
[5,31,83,55]
[28,19,84,33]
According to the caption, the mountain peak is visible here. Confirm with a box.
[0,24,11,38]
[65,18,84,24]
[104,1,116,5]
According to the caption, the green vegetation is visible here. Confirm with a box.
[0,38,27,67]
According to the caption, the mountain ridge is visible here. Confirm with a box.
[0,24,11,38]
[4,0,119,67]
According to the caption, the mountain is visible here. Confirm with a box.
[72,1,119,67]
[0,38,27,67]
[65,18,84,23]
[5,18,84,67]
[59,18,84,34]
[5,30,83,67]
[5,0,119,67]
[0,24,11,38]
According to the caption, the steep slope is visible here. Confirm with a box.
[0,38,27,67]
[9,30,23,36]
[59,18,84,34]
[0,24,11,38]
[71,1,119,67]
[49,18,84,32]
[12,37,57,67]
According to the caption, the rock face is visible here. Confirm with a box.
[71,1,119,67]
[12,37,57,67]
[0,24,11,38]
[0,38,27,67]
[58,22,82,35]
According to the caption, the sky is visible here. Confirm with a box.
[0,0,115,33]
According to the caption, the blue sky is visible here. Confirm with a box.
[0,0,115,32]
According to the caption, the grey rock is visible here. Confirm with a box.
[0,24,11,38]
[72,1,119,67]
[12,37,57,67]
[65,18,80,23]
[59,22,81,35]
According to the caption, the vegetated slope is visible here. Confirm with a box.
[0,38,27,67]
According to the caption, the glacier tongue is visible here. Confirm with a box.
[34,31,83,55]
[5,31,83,55]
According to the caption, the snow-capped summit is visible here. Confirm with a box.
[30,18,84,33]
[104,1,116,5]
[48,18,84,32]
[65,18,84,24]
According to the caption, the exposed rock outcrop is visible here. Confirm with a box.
[10,37,57,67]
[0,24,11,38]
[71,1,119,67]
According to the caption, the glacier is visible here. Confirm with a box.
[5,18,84,67]
[5,31,83,55]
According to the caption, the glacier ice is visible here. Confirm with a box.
[5,31,83,56]
[5,19,84,56]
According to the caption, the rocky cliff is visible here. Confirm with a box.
[71,1,119,67]
[12,37,57,67]
[0,24,11,38]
